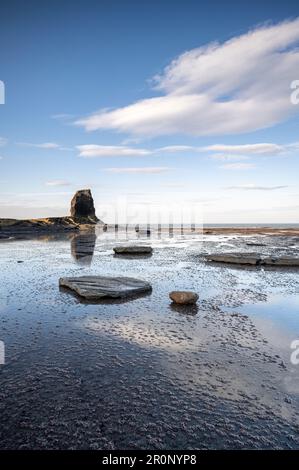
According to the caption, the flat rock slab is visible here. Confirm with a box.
[263,256,299,266]
[113,246,153,254]
[59,276,152,300]
[206,253,299,267]
[206,253,261,265]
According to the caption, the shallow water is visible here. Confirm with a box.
[0,229,299,449]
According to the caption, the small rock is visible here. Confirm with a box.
[169,291,199,305]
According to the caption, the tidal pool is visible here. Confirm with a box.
[0,230,298,449]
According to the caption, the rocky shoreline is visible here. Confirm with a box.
[0,189,102,237]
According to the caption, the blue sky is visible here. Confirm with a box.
[0,0,299,223]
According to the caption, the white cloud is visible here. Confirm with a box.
[76,18,299,137]
[76,141,294,159]
[17,142,60,149]
[225,184,288,190]
[287,142,299,151]
[220,162,256,170]
[202,143,285,155]
[157,145,195,152]
[105,167,172,174]
[45,180,71,187]
[77,144,152,158]
[0,137,7,147]
[16,142,74,151]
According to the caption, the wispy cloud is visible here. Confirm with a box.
[0,137,7,147]
[105,167,172,174]
[77,145,152,158]
[220,163,256,170]
[45,180,72,187]
[76,141,296,159]
[202,143,285,155]
[225,184,289,190]
[51,113,75,121]
[76,18,299,137]
[161,182,186,188]
[209,153,249,161]
[17,142,61,149]
[157,145,194,153]
[16,142,74,151]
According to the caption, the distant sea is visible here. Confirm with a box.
[106,223,299,229]
[203,223,299,228]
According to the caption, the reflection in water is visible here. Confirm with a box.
[70,230,96,265]
[169,303,199,316]
[234,294,299,338]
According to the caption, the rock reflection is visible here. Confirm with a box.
[169,303,199,316]
[70,230,96,265]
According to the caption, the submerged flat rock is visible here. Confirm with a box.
[113,246,153,254]
[59,275,152,299]
[206,253,299,267]
[206,253,261,265]
[263,256,299,266]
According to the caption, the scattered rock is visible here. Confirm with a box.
[169,291,199,304]
[135,225,151,236]
[246,242,267,247]
[113,246,153,255]
[70,189,99,224]
[59,276,152,300]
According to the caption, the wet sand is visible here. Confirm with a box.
[0,230,299,449]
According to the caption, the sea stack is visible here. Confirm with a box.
[70,189,99,224]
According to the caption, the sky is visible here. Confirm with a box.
[0,0,299,224]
